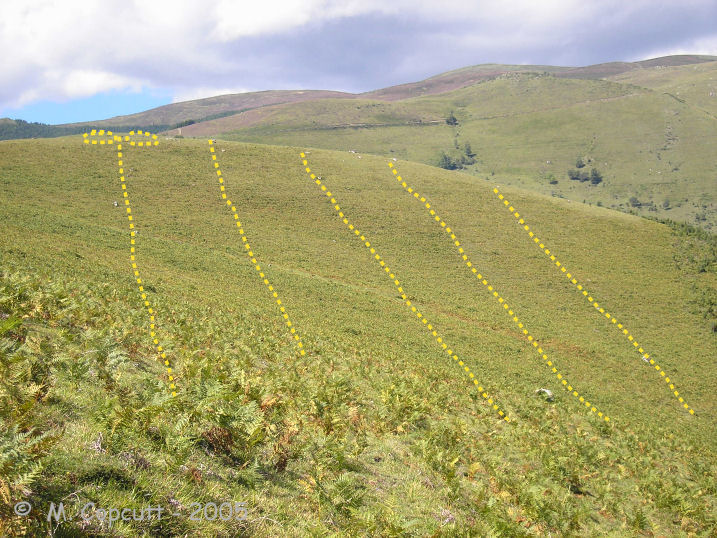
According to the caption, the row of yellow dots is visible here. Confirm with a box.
[302,153,509,422]
[387,163,609,421]
[83,129,159,146]
[114,137,176,397]
[492,187,695,416]
[209,141,305,357]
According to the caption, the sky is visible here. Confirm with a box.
[2,0,716,124]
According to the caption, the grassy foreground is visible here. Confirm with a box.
[0,137,715,536]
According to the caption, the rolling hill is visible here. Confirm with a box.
[177,67,717,230]
[3,55,715,133]
[608,60,717,117]
[1,136,715,535]
[2,55,716,231]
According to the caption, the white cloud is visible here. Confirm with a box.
[1,0,399,109]
[1,0,716,114]
[59,70,143,99]
[9,69,144,109]
[208,0,396,40]
[0,0,211,109]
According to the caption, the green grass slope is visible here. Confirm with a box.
[185,72,717,230]
[609,60,717,117]
[0,137,715,535]
[358,63,570,101]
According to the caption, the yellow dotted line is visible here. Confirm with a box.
[301,154,509,422]
[83,128,159,147]
[84,130,176,397]
[209,141,306,357]
[492,187,695,416]
[387,163,610,421]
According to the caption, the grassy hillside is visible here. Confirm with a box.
[184,71,717,230]
[609,61,717,117]
[64,90,356,130]
[0,136,715,535]
[5,55,714,143]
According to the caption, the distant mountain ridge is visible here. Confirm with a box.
[154,56,716,231]
[2,54,715,140]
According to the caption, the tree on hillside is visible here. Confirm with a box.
[460,154,475,166]
[590,168,603,185]
[568,168,589,181]
[576,157,586,168]
[174,118,197,128]
[438,151,459,170]
[460,142,476,166]
[445,111,458,126]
